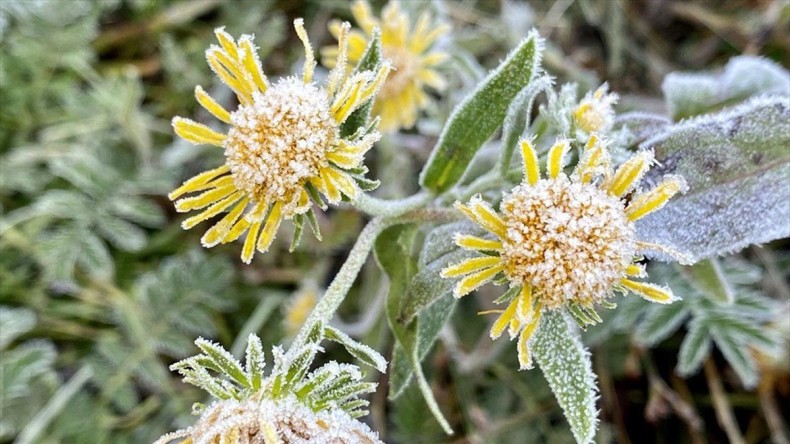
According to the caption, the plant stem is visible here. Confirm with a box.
[704,358,745,444]
[290,217,388,350]
[353,191,431,217]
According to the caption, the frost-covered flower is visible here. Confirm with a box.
[442,135,687,369]
[156,395,381,444]
[323,0,449,132]
[155,334,385,444]
[170,21,390,263]
[573,83,618,135]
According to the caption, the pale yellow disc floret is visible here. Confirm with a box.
[224,77,339,219]
[500,175,636,309]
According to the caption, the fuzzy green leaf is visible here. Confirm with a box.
[324,325,387,373]
[637,96,790,263]
[0,307,37,350]
[194,338,250,389]
[676,319,712,377]
[534,311,598,444]
[681,259,734,304]
[420,31,543,193]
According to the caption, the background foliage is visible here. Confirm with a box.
[1,1,788,443]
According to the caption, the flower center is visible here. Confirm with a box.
[224,77,338,218]
[500,175,636,309]
[379,45,417,99]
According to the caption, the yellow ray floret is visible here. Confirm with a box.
[520,139,540,185]
[453,264,505,298]
[546,139,569,179]
[441,256,502,278]
[490,295,519,340]
[454,199,507,240]
[173,117,226,147]
[607,151,654,197]
[625,176,687,221]
[620,279,677,304]
[454,234,502,251]
[574,134,610,184]
[516,310,542,370]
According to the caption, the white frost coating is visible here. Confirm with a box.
[533,311,598,444]
[154,395,382,444]
[637,96,790,262]
[662,55,789,120]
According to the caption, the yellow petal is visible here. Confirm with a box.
[620,279,677,304]
[257,202,283,253]
[181,191,243,229]
[516,285,534,323]
[175,184,236,212]
[194,86,231,124]
[454,234,502,251]
[520,139,540,185]
[453,264,504,298]
[517,310,542,370]
[490,296,519,339]
[350,0,378,35]
[241,221,262,264]
[626,176,686,221]
[238,36,268,93]
[214,27,239,60]
[206,48,253,104]
[625,263,646,277]
[172,117,226,147]
[201,197,249,247]
[547,139,569,179]
[441,255,502,278]
[168,165,231,200]
[607,151,654,197]
[455,199,507,239]
[294,18,315,84]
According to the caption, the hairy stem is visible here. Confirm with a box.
[353,191,431,217]
[291,217,388,350]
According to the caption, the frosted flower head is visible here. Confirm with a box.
[323,0,450,132]
[155,396,381,444]
[169,21,390,263]
[156,333,385,444]
[573,83,618,134]
[442,135,687,369]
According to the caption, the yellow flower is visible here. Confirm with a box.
[284,285,319,337]
[573,83,618,135]
[323,0,450,132]
[169,21,390,263]
[442,135,686,369]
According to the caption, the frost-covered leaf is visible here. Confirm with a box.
[498,75,552,174]
[676,318,712,377]
[420,31,543,193]
[195,338,250,389]
[710,327,758,388]
[1,340,57,399]
[324,325,387,373]
[637,96,790,262]
[662,55,790,120]
[533,311,598,444]
[681,259,734,304]
[375,224,453,434]
[634,299,688,347]
[0,306,36,350]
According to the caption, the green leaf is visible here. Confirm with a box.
[339,28,381,139]
[76,232,113,279]
[375,224,454,434]
[420,31,543,193]
[634,300,688,347]
[681,259,734,304]
[324,325,387,373]
[533,311,598,444]
[194,338,250,389]
[498,75,552,175]
[0,307,37,350]
[676,319,712,377]
[637,96,790,263]
[95,215,147,252]
[710,327,758,388]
